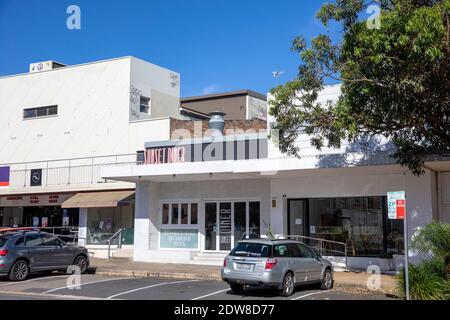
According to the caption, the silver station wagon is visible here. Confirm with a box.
[221,239,334,296]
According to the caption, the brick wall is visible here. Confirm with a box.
[170,118,267,139]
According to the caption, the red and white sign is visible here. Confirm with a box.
[396,199,406,219]
[0,193,73,207]
[144,146,185,164]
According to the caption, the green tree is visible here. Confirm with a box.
[269,0,450,175]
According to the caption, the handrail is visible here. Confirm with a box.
[279,234,348,270]
[107,229,123,260]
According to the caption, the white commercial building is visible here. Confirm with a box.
[0,56,184,257]
[101,84,450,271]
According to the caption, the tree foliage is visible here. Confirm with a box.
[269,0,450,174]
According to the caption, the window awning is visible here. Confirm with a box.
[61,190,135,208]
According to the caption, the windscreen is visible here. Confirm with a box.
[230,242,271,258]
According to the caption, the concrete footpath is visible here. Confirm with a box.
[90,258,398,294]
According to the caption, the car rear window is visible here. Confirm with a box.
[0,237,7,248]
[230,242,271,258]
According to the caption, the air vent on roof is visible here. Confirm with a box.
[29,61,66,73]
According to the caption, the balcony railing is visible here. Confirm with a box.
[1,153,142,189]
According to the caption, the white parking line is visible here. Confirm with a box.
[107,280,200,299]
[0,274,71,288]
[192,288,230,300]
[291,291,327,300]
[44,277,131,294]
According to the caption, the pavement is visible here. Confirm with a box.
[91,258,399,294]
[0,273,396,300]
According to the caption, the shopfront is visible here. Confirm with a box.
[287,196,404,258]
[0,193,77,228]
[158,199,261,252]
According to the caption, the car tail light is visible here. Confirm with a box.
[223,256,228,268]
[0,250,8,256]
[265,258,278,270]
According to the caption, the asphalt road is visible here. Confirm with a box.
[0,273,394,300]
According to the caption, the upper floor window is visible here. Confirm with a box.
[24,105,58,119]
[140,96,150,114]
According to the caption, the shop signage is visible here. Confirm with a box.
[387,191,406,220]
[0,166,10,187]
[219,207,232,250]
[0,193,73,207]
[30,169,42,187]
[160,229,198,249]
[144,146,185,164]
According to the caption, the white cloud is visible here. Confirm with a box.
[202,85,219,95]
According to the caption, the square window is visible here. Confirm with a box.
[171,204,179,224]
[190,203,198,224]
[181,204,188,224]
[162,204,169,224]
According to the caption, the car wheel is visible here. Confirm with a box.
[9,260,30,281]
[229,283,245,295]
[280,272,295,297]
[320,268,333,290]
[73,255,89,274]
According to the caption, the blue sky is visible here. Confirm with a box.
[0,0,335,97]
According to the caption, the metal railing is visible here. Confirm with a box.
[0,226,79,244]
[2,153,143,189]
[107,228,123,260]
[278,235,348,270]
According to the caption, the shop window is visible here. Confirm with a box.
[190,203,198,224]
[86,206,135,245]
[162,204,169,224]
[234,202,246,244]
[307,196,389,257]
[161,202,199,226]
[171,204,179,224]
[249,201,260,238]
[181,204,188,224]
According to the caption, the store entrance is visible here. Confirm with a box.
[287,199,308,237]
[204,200,261,252]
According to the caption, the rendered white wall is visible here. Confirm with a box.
[0,57,179,165]
[0,58,131,164]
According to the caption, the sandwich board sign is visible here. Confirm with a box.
[387,191,406,220]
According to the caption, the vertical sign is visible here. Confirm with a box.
[30,169,42,187]
[0,166,10,187]
[219,203,232,251]
[387,191,405,219]
[387,191,409,300]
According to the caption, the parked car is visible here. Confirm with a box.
[221,239,334,297]
[0,231,90,281]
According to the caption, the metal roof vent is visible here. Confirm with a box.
[208,112,226,136]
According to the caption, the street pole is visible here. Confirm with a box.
[403,200,410,300]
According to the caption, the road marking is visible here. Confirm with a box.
[107,280,200,299]
[291,291,327,300]
[44,277,131,294]
[0,274,71,288]
[192,288,230,300]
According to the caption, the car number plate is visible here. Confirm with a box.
[236,263,253,271]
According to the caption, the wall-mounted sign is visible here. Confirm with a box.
[387,191,406,220]
[0,193,73,207]
[0,166,10,187]
[144,146,186,164]
[160,229,198,249]
[32,217,39,227]
[30,169,42,187]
